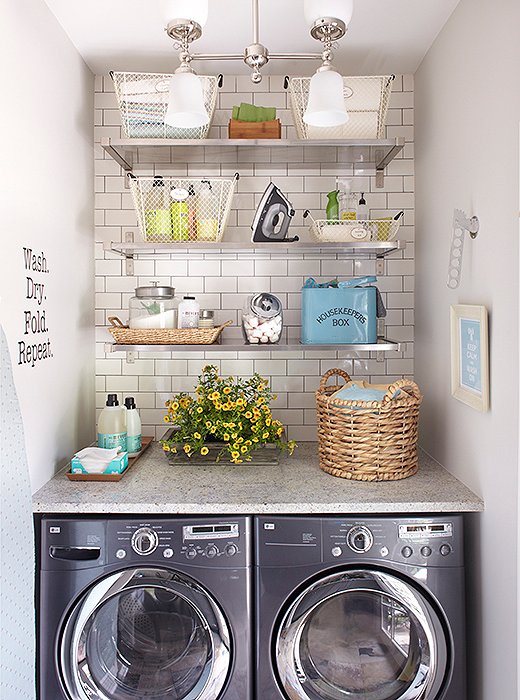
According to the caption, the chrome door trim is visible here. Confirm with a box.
[59,567,231,700]
[275,568,448,700]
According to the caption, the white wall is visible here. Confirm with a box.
[0,0,95,492]
[415,0,520,697]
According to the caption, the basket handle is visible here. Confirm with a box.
[319,368,352,393]
[108,316,128,329]
[382,378,422,403]
[219,320,234,329]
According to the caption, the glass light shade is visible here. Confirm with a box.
[303,70,349,127]
[304,0,353,26]
[170,0,208,26]
[164,73,209,128]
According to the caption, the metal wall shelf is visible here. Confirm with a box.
[107,337,402,356]
[106,239,405,260]
[100,137,405,186]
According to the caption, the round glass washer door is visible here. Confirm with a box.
[59,568,231,700]
[275,569,450,700]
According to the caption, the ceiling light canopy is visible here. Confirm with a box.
[169,0,208,27]
[303,0,354,29]
[164,0,352,128]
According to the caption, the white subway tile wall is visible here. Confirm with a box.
[94,74,414,441]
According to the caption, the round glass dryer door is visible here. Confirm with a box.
[275,569,450,700]
[59,568,231,700]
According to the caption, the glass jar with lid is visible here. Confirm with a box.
[129,282,178,329]
[242,293,283,344]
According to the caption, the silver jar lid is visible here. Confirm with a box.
[200,309,214,319]
[135,281,175,298]
[249,293,282,319]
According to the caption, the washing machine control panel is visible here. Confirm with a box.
[107,519,249,567]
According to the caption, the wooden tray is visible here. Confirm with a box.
[228,119,281,139]
[66,436,153,481]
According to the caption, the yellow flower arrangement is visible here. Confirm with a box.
[161,365,296,463]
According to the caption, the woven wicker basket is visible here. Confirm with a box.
[108,317,233,345]
[316,369,422,482]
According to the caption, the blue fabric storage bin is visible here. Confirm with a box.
[301,286,377,344]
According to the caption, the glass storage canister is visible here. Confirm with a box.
[129,282,178,329]
[242,293,283,344]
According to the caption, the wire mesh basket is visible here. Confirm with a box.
[286,75,394,140]
[307,218,402,243]
[111,71,219,139]
[128,173,239,243]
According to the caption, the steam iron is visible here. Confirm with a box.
[251,183,299,243]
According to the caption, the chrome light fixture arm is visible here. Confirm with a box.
[166,0,347,83]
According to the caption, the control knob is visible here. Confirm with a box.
[440,544,452,556]
[401,546,413,559]
[347,526,374,553]
[131,527,159,556]
[421,546,432,557]
[225,544,238,557]
[186,547,197,560]
[206,545,218,558]
[331,546,343,558]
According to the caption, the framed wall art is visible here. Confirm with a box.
[450,304,489,411]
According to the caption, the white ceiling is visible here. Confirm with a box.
[44,0,460,77]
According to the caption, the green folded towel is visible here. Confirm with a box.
[232,102,277,122]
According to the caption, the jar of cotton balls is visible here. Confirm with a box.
[242,293,283,344]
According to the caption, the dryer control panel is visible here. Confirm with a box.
[256,516,463,568]
[322,516,462,567]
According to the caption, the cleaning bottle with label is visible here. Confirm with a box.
[144,176,172,241]
[170,187,189,241]
[338,179,357,220]
[178,296,200,328]
[124,397,142,457]
[197,180,219,240]
[326,190,339,220]
[97,394,127,451]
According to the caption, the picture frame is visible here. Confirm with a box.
[450,304,489,412]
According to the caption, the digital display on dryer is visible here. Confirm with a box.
[398,523,453,539]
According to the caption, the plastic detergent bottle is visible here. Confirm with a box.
[144,176,172,241]
[170,186,189,241]
[124,397,142,457]
[197,180,219,240]
[97,394,127,451]
[326,190,339,220]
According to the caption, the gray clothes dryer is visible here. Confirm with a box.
[39,516,252,700]
[255,515,465,700]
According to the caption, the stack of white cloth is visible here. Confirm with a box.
[74,447,122,474]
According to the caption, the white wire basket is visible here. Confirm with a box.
[128,173,239,243]
[286,75,394,140]
[111,71,219,139]
[307,217,402,243]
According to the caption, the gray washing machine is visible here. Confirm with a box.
[255,515,465,700]
[39,516,252,700]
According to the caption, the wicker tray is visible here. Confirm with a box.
[316,369,422,482]
[108,317,233,345]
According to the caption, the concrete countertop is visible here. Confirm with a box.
[32,442,483,514]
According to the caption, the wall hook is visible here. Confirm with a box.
[447,209,480,289]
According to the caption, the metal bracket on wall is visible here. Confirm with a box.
[375,259,385,275]
[123,231,135,276]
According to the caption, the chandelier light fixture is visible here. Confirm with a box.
[164,0,353,127]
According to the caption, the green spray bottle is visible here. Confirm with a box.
[326,190,339,221]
